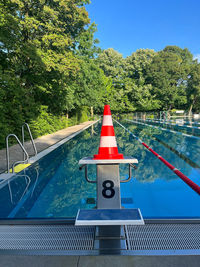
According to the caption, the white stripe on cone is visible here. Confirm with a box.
[99,136,117,147]
[102,115,113,126]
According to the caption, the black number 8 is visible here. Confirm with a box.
[102,180,115,198]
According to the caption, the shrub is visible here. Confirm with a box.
[29,106,67,138]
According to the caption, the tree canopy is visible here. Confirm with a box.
[0,1,200,149]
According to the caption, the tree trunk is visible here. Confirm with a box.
[167,104,172,112]
[90,106,94,118]
[188,97,196,116]
[188,104,193,116]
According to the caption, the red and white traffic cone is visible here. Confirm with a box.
[93,105,124,160]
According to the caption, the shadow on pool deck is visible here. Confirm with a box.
[0,121,96,174]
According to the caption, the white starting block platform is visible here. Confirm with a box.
[79,156,138,165]
[75,209,144,226]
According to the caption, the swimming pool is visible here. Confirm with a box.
[0,118,200,220]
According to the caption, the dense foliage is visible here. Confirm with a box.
[0,0,200,148]
[97,47,200,113]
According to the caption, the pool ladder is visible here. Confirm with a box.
[6,123,37,173]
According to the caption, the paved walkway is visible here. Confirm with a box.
[0,121,95,174]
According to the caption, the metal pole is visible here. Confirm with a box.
[6,134,29,173]
[22,123,37,159]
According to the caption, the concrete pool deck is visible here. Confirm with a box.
[0,121,96,174]
[1,255,200,267]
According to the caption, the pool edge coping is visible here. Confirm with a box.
[0,120,100,182]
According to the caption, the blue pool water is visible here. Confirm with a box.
[1,118,200,220]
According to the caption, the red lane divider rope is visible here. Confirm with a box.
[142,142,200,195]
[114,119,200,195]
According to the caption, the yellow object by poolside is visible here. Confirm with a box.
[9,163,31,173]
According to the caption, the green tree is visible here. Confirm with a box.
[97,48,124,78]
[163,46,193,65]
[187,63,200,113]
[72,59,106,114]
[75,22,101,58]
[0,0,94,114]
[0,0,98,148]
[125,49,156,80]
[97,48,134,112]
[146,46,193,110]
[125,49,159,111]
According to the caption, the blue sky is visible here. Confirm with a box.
[86,0,200,60]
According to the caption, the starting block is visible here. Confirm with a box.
[75,208,144,226]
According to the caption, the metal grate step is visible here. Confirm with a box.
[0,225,95,250]
[1,223,200,255]
[126,224,200,251]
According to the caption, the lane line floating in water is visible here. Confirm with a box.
[136,117,200,126]
[139,118,200,130]
[114,119,200,195]
[127,119,200,140]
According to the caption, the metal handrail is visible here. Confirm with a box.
[120,163,137,183]
[8,174,31,204]
[22,123,37,160]
[79,164,97,183]
[79,163,137,184]
[6,134,29,173]
[31,164,40,197]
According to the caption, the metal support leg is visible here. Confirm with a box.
[95,164,126,252]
